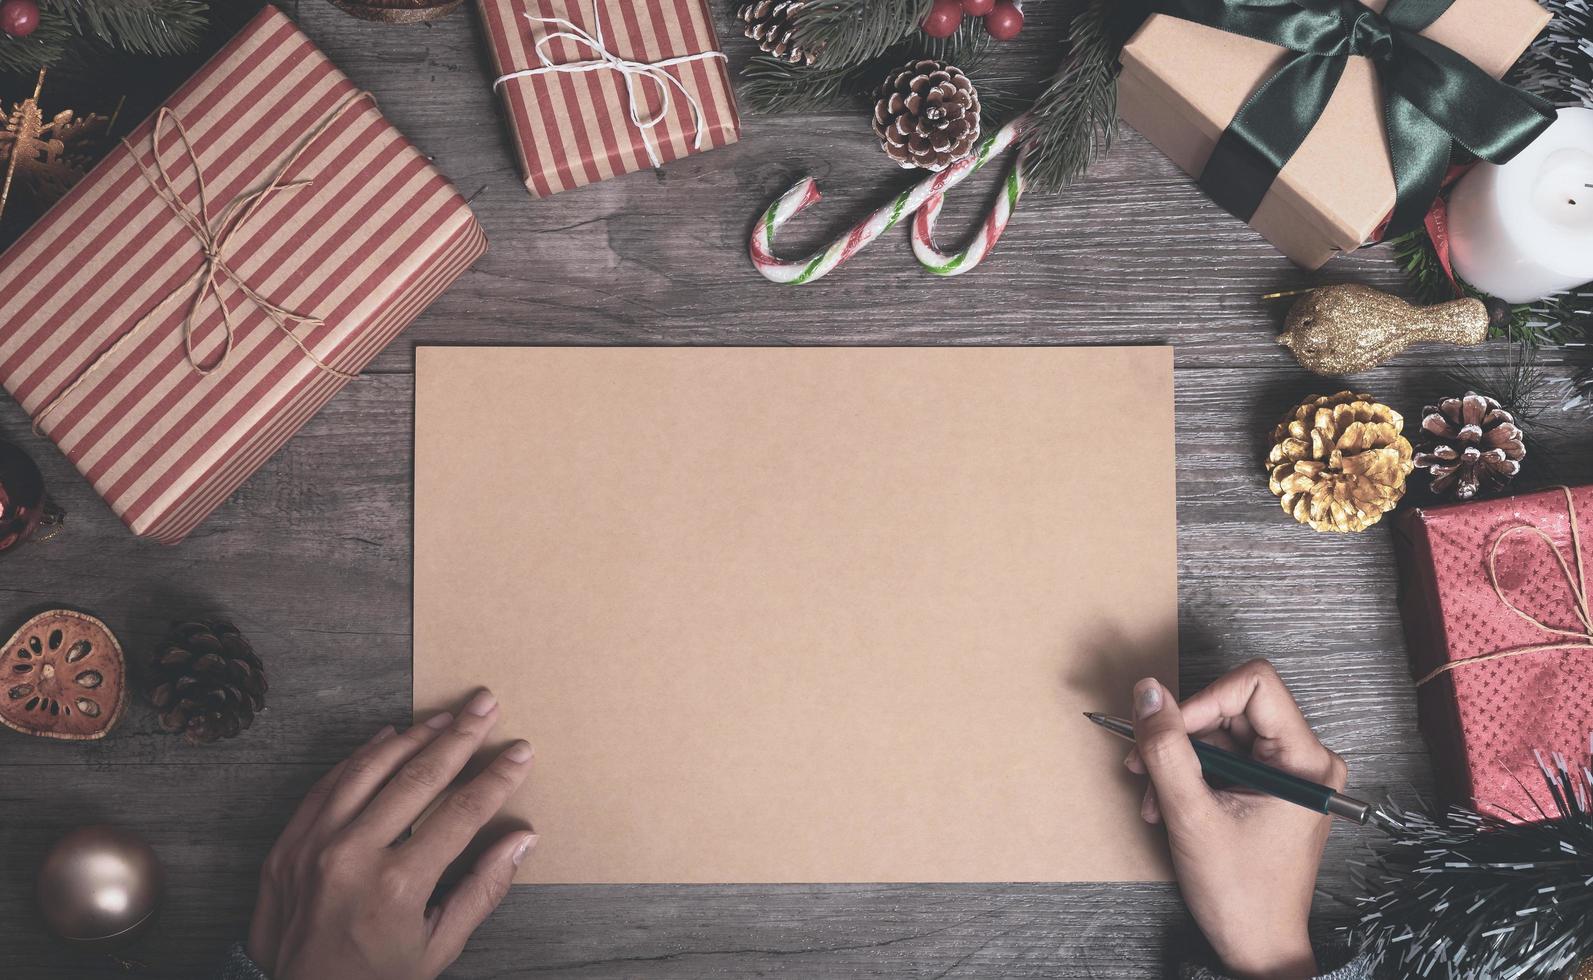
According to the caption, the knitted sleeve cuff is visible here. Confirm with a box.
[220,941,271,980]
[1181,949,1374,980]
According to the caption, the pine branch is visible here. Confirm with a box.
[790,0,932,72]
[0,15,72,74]
[738,17,1005,124]
[1022,0,1119,194]
[737,55,859,114]
[49,0,208,58]
[0,0,205,74]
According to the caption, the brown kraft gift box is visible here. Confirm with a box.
[1117,0,1549,268]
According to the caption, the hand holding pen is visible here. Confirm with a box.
[1113,660,1346,980]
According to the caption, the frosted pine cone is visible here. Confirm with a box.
[872,60,980,171]
[1413,392,1526,501]
[737,1,819,66]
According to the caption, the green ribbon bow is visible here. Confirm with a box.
[1126,0,1556,239]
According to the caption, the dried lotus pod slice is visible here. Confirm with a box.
[0,610,126,740]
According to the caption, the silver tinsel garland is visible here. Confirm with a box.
[1348,746,1593,979]
[1510,0,1593,108]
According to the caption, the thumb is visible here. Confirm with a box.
[1130,679,1213,827]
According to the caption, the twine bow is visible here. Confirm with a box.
[32,90,371,436]
[1416,487,1593,686]
[491,1,726,168]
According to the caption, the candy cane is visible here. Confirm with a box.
[911,138,1028,277]
[749,116,1029,285]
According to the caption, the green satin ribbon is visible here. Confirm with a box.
[1125,0,1557,238]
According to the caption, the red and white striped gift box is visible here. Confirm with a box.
[478,0,741,198]
[0,5,486,545]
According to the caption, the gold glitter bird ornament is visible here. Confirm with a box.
[1275,283,1496,376]
[1266,391,1413,533]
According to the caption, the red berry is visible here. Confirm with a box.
[961,0,995,14]
[984,0,1024,40]
[921,0,963,38]
[0,0,38,38]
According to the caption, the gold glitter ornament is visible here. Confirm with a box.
[1576,956,1593,980]
[0,70,113,224]
[1275,283,1491,376]
[1266,390,1413,533]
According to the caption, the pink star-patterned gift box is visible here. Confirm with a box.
[1394,484,1593,819]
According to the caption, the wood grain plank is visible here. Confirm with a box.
[0,0,1588,976]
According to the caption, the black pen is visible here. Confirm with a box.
[1084,712,1383,826]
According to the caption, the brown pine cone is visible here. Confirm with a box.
[737,0,819,66]
[872,60,981,172]
[145,622,267,744]
[1266,391,1414,533]
[1413,392,1525,500]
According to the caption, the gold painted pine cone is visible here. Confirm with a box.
[1266,391,1413,533]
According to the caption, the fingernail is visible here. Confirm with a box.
[1134,681,1162,719]
[505,740,533,763]
[424,711,453,730]
[368,724,396,744]
[512,833,539,866]
[465,689,497,717]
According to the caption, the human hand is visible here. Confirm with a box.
[246,689,537,980]
[1125,659,1345,980]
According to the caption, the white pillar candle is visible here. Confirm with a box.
[1446,107,1593,305]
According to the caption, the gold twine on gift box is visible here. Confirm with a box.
[1415,486,1593,686]
[30,89,375,437]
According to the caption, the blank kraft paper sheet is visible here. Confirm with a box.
[414,346,1177,884]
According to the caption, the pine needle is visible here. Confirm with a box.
[1572,362,1593,410]
[738,17,1006,125]
[0,15,72,74]
[0,0,206,74]
[790,0,932,73]
[52,0,208,58]
[1022,0,1119,195]
[1440,345,1567,478]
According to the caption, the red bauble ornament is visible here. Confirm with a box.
[960,0,995,15]
[0,441,60,555]
[921,0,963,38]
[0,0,39,38]
[984,0,1024,40]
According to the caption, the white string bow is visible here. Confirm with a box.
[492,1,726,168]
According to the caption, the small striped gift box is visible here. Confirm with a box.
[478,0,741,198]
[0,5,487,544]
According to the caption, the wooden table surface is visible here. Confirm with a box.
[1,2,1589,977]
